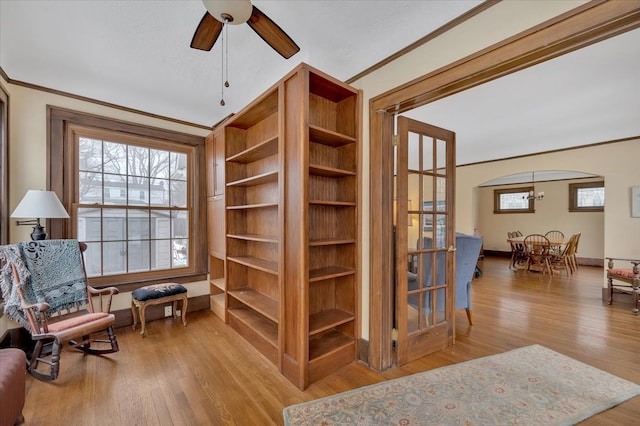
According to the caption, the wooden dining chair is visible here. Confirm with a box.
[524,234,552,275]
[550,234,576,277]
[507,231,527,270]
[545,230,565,255]
[570,232,581,271]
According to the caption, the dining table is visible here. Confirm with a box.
[506,235,570,274]
[506,235,569,247]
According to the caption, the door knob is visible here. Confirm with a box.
[448,245,456,252]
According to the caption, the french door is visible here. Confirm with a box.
[395,116,456,365]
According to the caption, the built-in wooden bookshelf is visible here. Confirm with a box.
[206,127,226,321]
[219,63,360,389]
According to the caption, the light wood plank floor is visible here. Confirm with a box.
[22,257,640,425]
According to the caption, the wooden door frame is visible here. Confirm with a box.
[368,0,640,371]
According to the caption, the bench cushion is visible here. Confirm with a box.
[609,268,637,280]
[132,283,187,302]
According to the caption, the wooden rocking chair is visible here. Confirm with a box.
[0,240,119,381]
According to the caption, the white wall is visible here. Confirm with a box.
[457,139,640,264]
[0,75,210,334]
[477,177,604,259]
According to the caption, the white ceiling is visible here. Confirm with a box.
[0,0,481,126]
[403,27,640,166]
[1,1,639,172]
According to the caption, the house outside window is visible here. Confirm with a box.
[76,134,190,278]
[48,106,207,290]
[494,187,535,213]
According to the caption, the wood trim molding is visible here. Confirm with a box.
[372,1,640,114]
[368,0,640,371]
[112,294,210,330]
[345,0,501,84]
[46,106,208,286]
[460,135,640,168]
[0,67,212,131]
[0,82,8,245]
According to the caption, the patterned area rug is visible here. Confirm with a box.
[283,345,640,425]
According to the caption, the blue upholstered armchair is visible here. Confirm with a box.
[409,233,483,325]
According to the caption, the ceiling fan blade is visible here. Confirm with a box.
[247,6,300,59]
[190,12,224,51]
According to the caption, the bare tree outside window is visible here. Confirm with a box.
[78,137,190,277]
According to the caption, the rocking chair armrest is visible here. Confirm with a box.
[87,285,119,313]
[21,300,50,314]
[87,285,119,297]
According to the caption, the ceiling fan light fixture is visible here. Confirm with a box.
[203,0,252,25]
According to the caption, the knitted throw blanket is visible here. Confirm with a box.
[0,240,88,330]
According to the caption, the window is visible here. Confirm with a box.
[48,107,207,289]
[493,187,535,213]
[569,181,604,212]
[76,132,190,277]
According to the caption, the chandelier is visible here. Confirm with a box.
[523,171,544,201]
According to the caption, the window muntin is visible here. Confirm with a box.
[569,181,604,212]
[493,187,535,213]
[76,134,191,278]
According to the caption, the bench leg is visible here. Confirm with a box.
[181,296,188,327]
[131,299,139,330]
[139,304,147,336]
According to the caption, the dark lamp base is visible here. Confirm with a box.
[30,225,47,240]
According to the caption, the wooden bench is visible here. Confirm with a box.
[606,257,640,314]
[131,283,188,336]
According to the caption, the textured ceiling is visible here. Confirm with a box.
[0,0,481,127]
[1,1,638,171]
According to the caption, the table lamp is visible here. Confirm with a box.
[10,190,70,240]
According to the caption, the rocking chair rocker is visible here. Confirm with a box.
[0,239,119,381]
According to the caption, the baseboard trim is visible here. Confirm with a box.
[358,338,369,365]
[112,294,210,329]
[0,295,210,351]
[483,251,604,267]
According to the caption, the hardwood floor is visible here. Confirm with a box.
[22,257,640,425]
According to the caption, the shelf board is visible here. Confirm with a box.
[228,89,278,129]
[309,238,356,247]
[227,170,278,187]
[309,329,354,361]
[227,233,279,243]
[210,294,225,320]
[228,306,278,348]
[227,256,278,275]
[309,125,356,147]
[309,164,356,178]
[309,309,355,336]
[210,293,225,308]
[309,200,356,207]
[309,265,356,282]
[226,136,278,163]
[210,277,225,291]
[227,203,278,210]
[228,288,278,323]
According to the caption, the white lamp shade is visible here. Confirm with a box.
[203,0,252,24]
[10,190,70,219]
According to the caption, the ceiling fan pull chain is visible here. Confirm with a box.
[225,22,230,89]
[219,22,225,106]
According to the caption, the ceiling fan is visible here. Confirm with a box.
[190,0,300,59]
